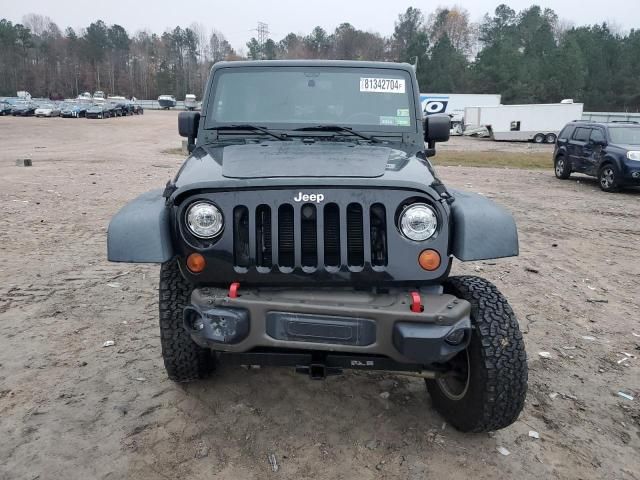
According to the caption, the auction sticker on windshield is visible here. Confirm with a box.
[360,78,406,93]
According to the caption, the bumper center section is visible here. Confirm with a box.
[266,312,376,346]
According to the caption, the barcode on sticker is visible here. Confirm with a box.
[360,78,406,93]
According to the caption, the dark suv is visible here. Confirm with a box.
[553,120,640,192]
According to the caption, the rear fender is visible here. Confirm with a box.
[448,188,518,261]
[107,189,174,263]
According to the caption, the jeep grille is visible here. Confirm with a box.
[232,202,388,272]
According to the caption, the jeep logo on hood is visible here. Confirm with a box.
[293,192,324,203]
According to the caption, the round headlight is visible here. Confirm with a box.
[399,203,438,241]
[186,202,223,239]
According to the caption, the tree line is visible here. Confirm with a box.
[1,5,638,111]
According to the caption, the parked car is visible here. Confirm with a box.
[60,101,86,118]
[34,102,61,117]
[554,120,640,192]
[158,94,176,109]
[106,102,123,117]
[0,100,13,115]
[85,103,111,119]
[184,94,198,110]
[132,103,144,115]
[11,101,38,116]
[107,96,133,115]
[108,60,527,433]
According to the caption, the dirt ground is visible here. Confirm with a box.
[1,111,638,480]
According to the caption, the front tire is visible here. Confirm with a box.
[554,154,571,179]
[159,258,214,382]
[598,164,620,192]
[426,276,527,432]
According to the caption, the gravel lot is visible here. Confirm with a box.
[1,111,638,480]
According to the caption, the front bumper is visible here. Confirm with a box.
[184,286,471,366]
[621,163,640,184]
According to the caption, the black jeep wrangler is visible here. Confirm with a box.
[108,60,527,432]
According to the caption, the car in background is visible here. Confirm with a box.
[106,102,123,117]
[11,101,38,116]
[35,102,61,117]
[93,91,106,102]
[0,100,14,115]
[118,100,133,116]
[86,103,111,119]
[158,94,176,109]
[184,94,198,110]
[554,120,640,192]
[60,101,87,118]
[132,103,144,115]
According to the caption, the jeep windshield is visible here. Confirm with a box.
[206,66,416,134]
[609,126,640,145]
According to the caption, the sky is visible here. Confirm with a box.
[2,0,639,52]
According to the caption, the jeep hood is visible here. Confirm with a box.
[171,141,442,199]
[220,143,389,178]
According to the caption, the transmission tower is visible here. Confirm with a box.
[256,22,269,58]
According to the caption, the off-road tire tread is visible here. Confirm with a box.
[427,275,528,432]
[159,258,213,382]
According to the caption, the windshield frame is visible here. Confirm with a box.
[204,65,419,135]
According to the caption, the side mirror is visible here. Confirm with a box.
[425,114,451,143]
[423,114,450,156]
[178,111,200,152]
[592,139,606,146]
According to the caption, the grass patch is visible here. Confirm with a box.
[161,147,184,156]
[433,151,551,169]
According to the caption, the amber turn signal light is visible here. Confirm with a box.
[418,249,441,271]
[186,253,206,273]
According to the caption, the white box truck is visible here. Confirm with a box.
[464,100,584,143]
[420,93,501,135]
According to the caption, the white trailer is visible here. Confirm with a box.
[465,101,584,143]
[420,93,501,134]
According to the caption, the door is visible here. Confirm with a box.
[568,127,591,172]
[584,128,606,175]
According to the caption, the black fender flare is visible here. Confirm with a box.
[448,188,519,261]
[107,189,174,263]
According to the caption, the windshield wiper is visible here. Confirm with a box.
[293,125,380,143]
[212,124,288,141]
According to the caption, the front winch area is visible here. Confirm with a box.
[185,285,472,366]
[183,305,250,344]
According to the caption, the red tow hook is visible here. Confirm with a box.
[410,291,424,313]
[229,282,241,299]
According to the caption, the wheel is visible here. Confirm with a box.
[598,164,620,192]
[159,258,215,382]
[426,276,528,432]
[533,133,545,144]
[545,133,557,144]
[554,154,571,179]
